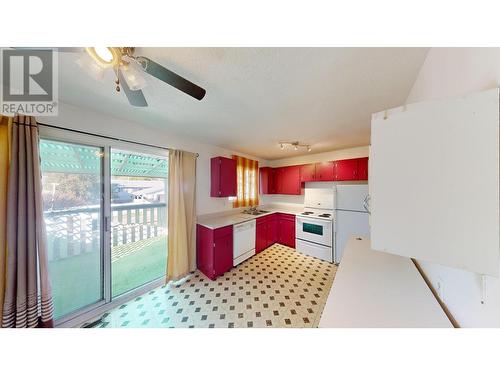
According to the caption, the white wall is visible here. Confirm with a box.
[40,102,264,216]
[406,47,500,327]
[261,146,369,207]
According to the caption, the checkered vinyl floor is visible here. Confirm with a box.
[96,244,337,328]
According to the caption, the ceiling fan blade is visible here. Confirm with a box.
[118,70,148,107]
[137,56,206,100]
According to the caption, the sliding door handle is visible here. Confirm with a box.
[104,216,111,232]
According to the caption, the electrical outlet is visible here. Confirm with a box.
[436,277,445,301]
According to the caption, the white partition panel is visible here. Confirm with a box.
[370,88,499,276]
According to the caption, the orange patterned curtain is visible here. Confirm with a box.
[232,155,259,208]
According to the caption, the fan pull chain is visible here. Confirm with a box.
[114,67,121,92]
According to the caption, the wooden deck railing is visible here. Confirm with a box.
[44,202,167,261]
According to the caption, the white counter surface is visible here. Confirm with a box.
[319,236,452,328]
[197,205,303,229]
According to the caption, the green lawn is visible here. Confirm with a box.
[49,236,167,320]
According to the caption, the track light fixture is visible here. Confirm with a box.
[279,141,312,152]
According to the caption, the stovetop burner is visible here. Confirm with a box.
[298,210,334,221]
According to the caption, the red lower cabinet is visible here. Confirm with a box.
[197,224,233,280]
[267,214,278,247]
[256,213,281,253]
[256,214,279,253]
[277,213,296,248]
[256,217,268,253]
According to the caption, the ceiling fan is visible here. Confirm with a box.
[15,47,206,107]
[84,47,206,107]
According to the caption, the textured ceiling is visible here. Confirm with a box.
[57,47,428,159]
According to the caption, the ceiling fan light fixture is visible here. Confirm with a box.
[75,53,105,81]
[121,62,148,91]
[85,47,120,68]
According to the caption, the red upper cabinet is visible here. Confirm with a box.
[258,158,369,194]
[273,167,285,194]
[272,166,301,195]
[315,161,335,181]
[334,158,359,181]
[357,157,369,180]
[281,166,301,195]
[269,168,278,194]
[259,167,279,195]
[300,164,316,182]
[259,167,271,194]
[211,157,237,197]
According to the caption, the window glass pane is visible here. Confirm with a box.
[40,139,103,320]
[110,148,168,298]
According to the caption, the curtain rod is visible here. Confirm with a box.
[36,122,199,157]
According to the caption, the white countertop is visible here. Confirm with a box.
[319,236,452,328]
[197,205,303,229]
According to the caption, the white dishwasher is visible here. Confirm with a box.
[233,220,256,266]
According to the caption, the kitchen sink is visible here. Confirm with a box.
[250,210,269,215]
[242,209,270,216]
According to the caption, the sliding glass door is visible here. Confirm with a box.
[40,139,105,320]
[39,128,168,324]
[110,148,168,297]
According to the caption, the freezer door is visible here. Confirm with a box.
[335,184,369,212]
[335,210,370,263]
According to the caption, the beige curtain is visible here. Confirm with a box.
[166,150,197,281]
[0,115,12,322]
[2,115,54,328]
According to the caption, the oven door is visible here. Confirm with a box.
[296,216,332,246]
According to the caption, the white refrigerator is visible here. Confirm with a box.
[334,184,370,263]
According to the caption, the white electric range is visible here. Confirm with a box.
[296,185,335,263]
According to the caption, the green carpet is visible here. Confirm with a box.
[49,236,167,320]
[112,237,167,297]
